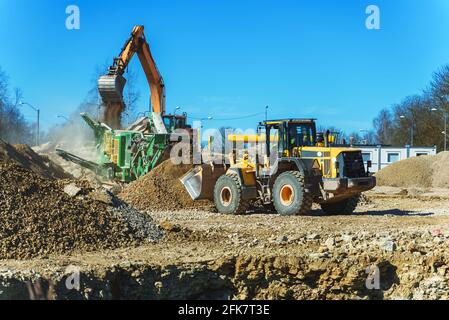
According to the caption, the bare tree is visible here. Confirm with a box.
[430,65,449,102]
[361,130,377,145]
[373,85,445,150]
[373,108,393,145]
[0,66,33,144]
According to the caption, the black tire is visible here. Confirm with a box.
[213,174,249,215]
[272,171,313,216]
[320,193,361,215]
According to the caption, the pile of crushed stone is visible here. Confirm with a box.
[0,139,70,179]
[119,160,211,211]
[375,151,449,188]
[0,163,163,260]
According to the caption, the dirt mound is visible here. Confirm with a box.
[428,151,449,188]
[375,151,449,188]
[119,160,211,211]
[0,139,70,179]
[0,163,162,260]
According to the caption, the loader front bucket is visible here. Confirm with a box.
[180,164,227,200]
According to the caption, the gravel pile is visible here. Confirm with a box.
[0,163,163,260]
[375,151,449,188]
[0,139,70,179]
[119,160,211,211]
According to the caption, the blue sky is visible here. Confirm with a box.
[1,0,449,133]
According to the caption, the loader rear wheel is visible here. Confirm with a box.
[273,171,313,216]
[214,174,249,215]
[320,193,361,215]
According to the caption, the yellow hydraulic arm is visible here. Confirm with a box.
[98,25,166,115]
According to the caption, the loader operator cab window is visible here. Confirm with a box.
[288,123,315,148]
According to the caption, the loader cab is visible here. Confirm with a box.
[259,119,317,158]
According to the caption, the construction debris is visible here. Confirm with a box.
[0,163,163,260]
[63,183,82,197]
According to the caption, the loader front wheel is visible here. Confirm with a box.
[273,171,313,216]
[320,194,361,215]
[214,174,249,215]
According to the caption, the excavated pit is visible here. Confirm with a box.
[0,246,448,300]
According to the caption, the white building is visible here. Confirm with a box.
[355,145,437,173]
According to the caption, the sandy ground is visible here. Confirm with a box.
[3,187,449,265]
[1,186,449,299]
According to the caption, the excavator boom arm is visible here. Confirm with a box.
[99,25,165,115]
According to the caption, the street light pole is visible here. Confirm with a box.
[430,107,448,151]
[444,112,447,151]
[19,102,40,146]
[200,116,213,127]
[399,115,413,147]
[57,115,70,122]
[440,95,449,152]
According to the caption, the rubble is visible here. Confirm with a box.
[63,183,82,197]
[380,240,396,252]
[0,163,162,260]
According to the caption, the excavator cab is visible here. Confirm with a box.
[163,113,190,132]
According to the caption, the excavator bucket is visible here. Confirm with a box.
[180,163,227,200]
[98,74,127,103]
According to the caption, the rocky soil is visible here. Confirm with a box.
[0,187,449,300]
[0,163,162,260]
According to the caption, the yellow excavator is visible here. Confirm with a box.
[181,118,376,215]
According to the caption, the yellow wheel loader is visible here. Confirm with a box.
[181,118,376,216]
